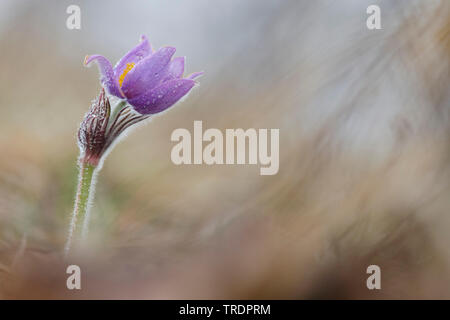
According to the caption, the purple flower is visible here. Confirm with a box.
[84,35,203,115]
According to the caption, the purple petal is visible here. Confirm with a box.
[121,46,176,99]
[128,79,195,114]
[84,55,124,98]
[163,57,185,81]
[186,71,204,80]
[113,35,152,79]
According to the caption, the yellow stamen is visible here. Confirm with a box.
[118,63,135,87]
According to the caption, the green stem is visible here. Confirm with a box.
[64,159,97,257]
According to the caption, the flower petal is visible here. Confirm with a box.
[186,71,204,80]
[164,57,185,81]
[84,55,124,98]
[113,35,152,79]
[128,79,195,114]
[121,46,176,99]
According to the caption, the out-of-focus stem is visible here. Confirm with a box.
[64,159,97,258]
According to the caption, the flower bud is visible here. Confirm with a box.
[78,88,110,166]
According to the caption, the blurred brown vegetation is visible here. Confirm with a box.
[0,0,449,299]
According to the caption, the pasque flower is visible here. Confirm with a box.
[84,35,203,115]
[64,35,203,257]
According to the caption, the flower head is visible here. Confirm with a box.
[84,35,203,115]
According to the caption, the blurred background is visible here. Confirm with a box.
[0,0,449,299]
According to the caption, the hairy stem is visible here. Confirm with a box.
[64,159,97,258]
